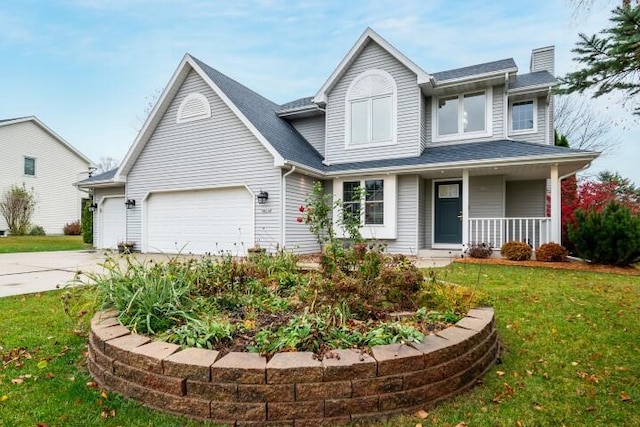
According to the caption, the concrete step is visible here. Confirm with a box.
[417,249,464,259]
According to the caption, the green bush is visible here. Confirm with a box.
[535,242,568,262]
[28,225,46,236]
[81,200,93,244]
[568,201,640,266]
[500,241,532,261]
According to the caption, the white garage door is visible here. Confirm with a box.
[100,197,126,249]
[145,187,254,255]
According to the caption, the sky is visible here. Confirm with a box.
[1,0,638,184]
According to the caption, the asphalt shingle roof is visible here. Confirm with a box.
[278,97,315,112]
[433,58,517,82]
[510,71,557,90]
[192,57,325,170]
[327,139,596,173]
[0,116,29,125]
[78,168,118,184]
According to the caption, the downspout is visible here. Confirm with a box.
[504,72,509,138]
[545,87,551,145]
[280,165,297,250]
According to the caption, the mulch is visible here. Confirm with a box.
[455,257,640,276]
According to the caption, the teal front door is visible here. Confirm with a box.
[434,181,462,244]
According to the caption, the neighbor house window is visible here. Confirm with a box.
[342,179,384,225]
[346,70,396,147]
[511,100,536,133]
[24,157,35,176]
[435,89,491,140]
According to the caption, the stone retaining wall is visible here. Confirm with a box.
[88,308,499,426]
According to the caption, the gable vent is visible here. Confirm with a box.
[176,93,211,124]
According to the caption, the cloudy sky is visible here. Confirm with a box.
[1,0,637,183]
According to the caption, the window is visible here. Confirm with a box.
[434,89,492,141]
[342,179,384,226]
[24,157,35,176]
[511,100,536,133]
[176,92,211,124]
[346,70,396,147]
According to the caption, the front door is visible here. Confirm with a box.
[434,180,462,244]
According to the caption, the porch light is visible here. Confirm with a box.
[125,199,136,209]
[257,190,269,205]
[88,202,98,212]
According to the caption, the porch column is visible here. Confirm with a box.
[462,169,469,248]
[550,164,561,243]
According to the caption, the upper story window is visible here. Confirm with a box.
[346,70,396,148]
[433,88,492,142]
[176,92,211,124]
[24,157,35,176]
[510,99,536,134]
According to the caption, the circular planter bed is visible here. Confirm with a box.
[88,308,499,424]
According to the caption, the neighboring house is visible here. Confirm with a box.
[78,28,599,256]
[0,116,93,235]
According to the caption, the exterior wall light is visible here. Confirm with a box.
[125,199,136,209]
[257,190,269,205]
[89,202,98,212]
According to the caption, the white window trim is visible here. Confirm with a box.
[509,98,538,135]
[23,156,36,177]
[176,92,211,124]
[345,69,398,149]
[332,175,397,239]
[431,87,493,143]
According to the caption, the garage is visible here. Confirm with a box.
[99,197,126,249]
[144,187,254,255]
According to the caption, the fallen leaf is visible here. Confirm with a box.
[571,361,578,366]
[101,390,108,399]
[100,411,108,419]
[620,391,631,402]
[496,371,505,376]
[45,372,55,379]
[526,370,533,376]
[516,421,523,427]
[454,423,468,427]
[37,360,48,369]
[11,378,24,385]
[414,409,429,419]
[69,376,75,382]
[415,424,423,427]
[543,372,550,380]
[0,395,8,402]
[86,381,98,389]
[534,403,543,411]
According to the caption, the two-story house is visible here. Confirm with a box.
[0,116,93,235]
[79,28,599,255]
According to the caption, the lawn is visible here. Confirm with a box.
[0,235,90,253]
[0,263,638,426]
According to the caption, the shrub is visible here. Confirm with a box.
[82,200,93,244]
[466,242,493,259]
[500,241,532,261]
[536,242,568,262]
[63,220,81,235]
[28,225,45,236]
[0,184,36,235]
[568,201,640,266]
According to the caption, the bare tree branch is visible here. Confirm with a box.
[96,156,120,174]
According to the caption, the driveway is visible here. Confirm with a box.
[0,250,109,297]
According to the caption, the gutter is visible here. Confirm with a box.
[280,165,296,249]
[508,83,556,94]
[430,67,518,88]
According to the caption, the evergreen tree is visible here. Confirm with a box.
[559,4,640,114]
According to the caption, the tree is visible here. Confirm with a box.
[95,156,119,174]
[0,184,37,235]
[554,94,616,152]
[559,4,640,114]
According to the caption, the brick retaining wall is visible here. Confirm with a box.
[88,308,499,425]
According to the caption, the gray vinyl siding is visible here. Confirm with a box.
[284,172,321,253]
[505,180,546,217]
[92,186,125,248]
[417,177,426,249]
[469,175,504,218]
[288,116,325,157]
[126,70,281,251]
[423,179,432,249]
[386,174,419,255]
[427,85,505,145]
[325,40,419,164]
[420,94,428,153]
[531,49,554,74]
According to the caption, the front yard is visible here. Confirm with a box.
[0,263,638,426]
[0,235,89,254]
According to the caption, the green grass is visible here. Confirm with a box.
[0,263,638,426]
[0,235,89,253]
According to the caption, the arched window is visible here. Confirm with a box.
[176,93,211,124]
[346,69,396,148]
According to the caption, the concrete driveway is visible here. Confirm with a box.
[0,250,110,298]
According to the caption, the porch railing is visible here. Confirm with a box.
[467,217,552,250]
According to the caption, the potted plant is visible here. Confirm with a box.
[117,241,135,254]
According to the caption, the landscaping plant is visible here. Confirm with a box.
[535,242,568,262]
[466,242,493,259]
[0,184,36,235]
[63,220,82,235]
[500,240,533,261]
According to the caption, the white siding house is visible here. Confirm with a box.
[0,117,92,235]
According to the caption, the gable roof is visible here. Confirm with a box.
[314,28,432,104]
[509,71,557,91]
[433,58,518,83]
[75,168,122,187]
[325,139,598,175]
[0,116,93,165]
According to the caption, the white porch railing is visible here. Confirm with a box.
[467,217,552,250]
